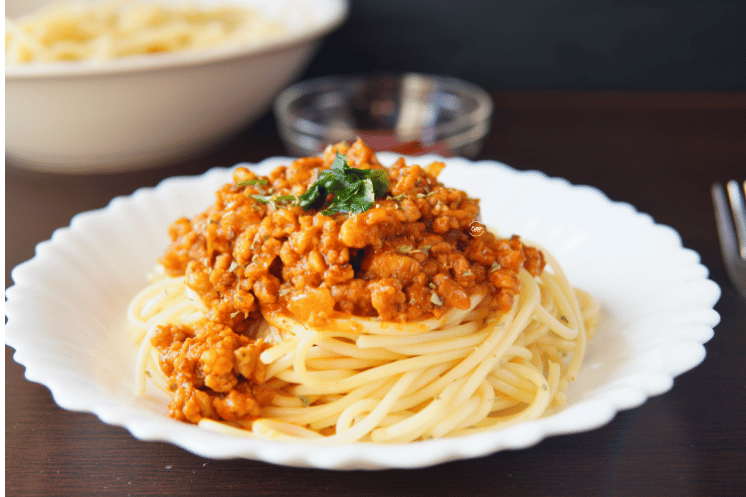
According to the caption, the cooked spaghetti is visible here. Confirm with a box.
[128,139,599,443]
[5,0,286,64]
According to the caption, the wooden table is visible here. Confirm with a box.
[6,92,746,496]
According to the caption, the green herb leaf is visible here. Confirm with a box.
[330,153,347,172]
[251,193,297,212]
[298,181,327,211]
[298,153,389,215]
[236,179,268,186]
[250,195,272,204]
[245,154,389,216]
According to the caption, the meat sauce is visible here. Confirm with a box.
[152,139,545,424]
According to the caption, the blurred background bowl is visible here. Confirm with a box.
[273,73,493,158]
[5,0,348,173]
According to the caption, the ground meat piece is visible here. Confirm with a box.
[200,335,239,393]
[432,273,471,310]
[330,279,376,316]
[368,278,406,321]
[253,274,280,304]
[233,340,270,383]
[361,249,420,281]
[286,287,336,324]
[524,245,546,276]
[212,384,262,422]
[176,384,217,423]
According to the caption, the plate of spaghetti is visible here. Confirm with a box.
[5,140,719,469]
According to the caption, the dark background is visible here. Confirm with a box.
[300,0,746,91]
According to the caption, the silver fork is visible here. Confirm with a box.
[712,180,746,300]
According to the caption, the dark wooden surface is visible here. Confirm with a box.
[6,92,746,496]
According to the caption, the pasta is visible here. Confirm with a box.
[127,140,599,443]
[5,0,286,64]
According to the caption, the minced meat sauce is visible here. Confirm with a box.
[151,139,545,425]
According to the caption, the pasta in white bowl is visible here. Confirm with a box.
[5,0,287,64]
[5,154,719,469]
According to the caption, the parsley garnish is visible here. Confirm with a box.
[298,153,390,215]
[236,179,268,187]
[250,194,297,211]
[235,153,389,216]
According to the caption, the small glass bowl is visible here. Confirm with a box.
[273,73,493,158]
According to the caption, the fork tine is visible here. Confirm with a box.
[712,182,739,262]
[726,180,746,259]
[713,181,746,301]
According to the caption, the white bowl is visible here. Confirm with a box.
[5,0,349,173]
[5,154,720,469]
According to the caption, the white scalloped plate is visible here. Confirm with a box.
[5,155,720,469]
